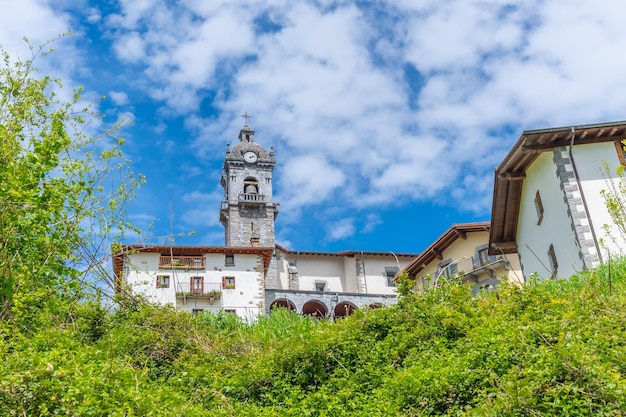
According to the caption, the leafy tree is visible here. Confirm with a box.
[0,37,143,323]
[601,156,626,251]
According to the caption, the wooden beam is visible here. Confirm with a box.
[491,241,517,251]
[431,249,443,260]
[455,230,467,240]
[521,146,544,154]
[498,171,526,180]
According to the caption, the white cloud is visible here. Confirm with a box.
[361,213,382,233]
[86,7,102,23]
[277,154,345,211]
[326,218,355,241]
[109,91,129,106]
[13,0,626,242]
[113,31,146,63]
[0,0,70,55]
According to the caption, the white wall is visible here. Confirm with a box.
[295,255,346,292]
[274,250,411,295]
[361,256,404,295]
[573,142,626,259]
[517,152,582,280]
[124,251,265,321]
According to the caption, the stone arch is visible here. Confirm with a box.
[269,298,296,311]
[302,300,328,319]
[334,301,357,319]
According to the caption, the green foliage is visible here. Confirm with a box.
[5,259,626,415]
[600,156,626,250]
[0,37,144,322]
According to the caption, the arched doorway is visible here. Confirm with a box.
[302,300,328,319]
[334,302,357,319]
[269,299,296,311]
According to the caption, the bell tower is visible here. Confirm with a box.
[219,120,279,247]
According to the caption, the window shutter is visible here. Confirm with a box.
[222,276,226,289]
[156,276,161,288]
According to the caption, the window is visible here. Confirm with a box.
[192,309,204,315]
[222,276,236,289]
[225,254,235,266]
[385,267,399,287]
[477,247,490,266]
[534,190,544,225]
[548,244,558,278]
[190,276,204,294]
[156,275,170,288]
[224,309,237,315]
[437,260,457,280]
[315,281,326,292]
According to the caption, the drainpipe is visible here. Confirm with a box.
[568,127,603,265]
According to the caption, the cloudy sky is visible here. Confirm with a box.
[2,0,625,253]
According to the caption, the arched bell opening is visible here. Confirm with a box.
[243,177,258,194]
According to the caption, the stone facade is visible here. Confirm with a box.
[220,124,279,248]
[552,147,600,269]
[265,289,397,318]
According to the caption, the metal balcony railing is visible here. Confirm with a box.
[175,282,222,298]
[456,256,507,282]
[437,255,508,283]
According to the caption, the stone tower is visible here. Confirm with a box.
[219,123,279,247]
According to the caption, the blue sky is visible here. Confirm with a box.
[2,0,625,254]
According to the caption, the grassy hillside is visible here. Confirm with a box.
[3,261,626,416]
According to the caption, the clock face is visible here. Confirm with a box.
[244,151,258,163]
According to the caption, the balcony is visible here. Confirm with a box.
[239,193,265,203]
[159,256,205,269]
[175,282,222,299]
[453,256,509,283]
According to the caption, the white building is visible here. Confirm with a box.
[115,122,416,320]
[403,222,523,293]
[489,121,626,281]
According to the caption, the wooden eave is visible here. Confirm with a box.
[489,121,626,255]
[404,222,490,278]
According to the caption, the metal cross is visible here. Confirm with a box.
[241,112,252,124]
